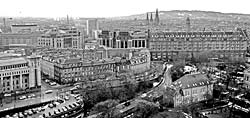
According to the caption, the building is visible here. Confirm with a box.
[243,69,250,89]
[0,55,41,94]
[149,30,249,61]
[97,30,148,49]
[11,24,38,33]
[40,48,151,84]
[0,32,42,49]
[37,26,84,49]
[171,73,213,107]
[86,19,99,38]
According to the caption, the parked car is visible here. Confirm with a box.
[19,95,27,100]
[45,90,53,94]
[50,82,57,86]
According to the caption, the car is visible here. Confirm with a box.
[50,82,57,86]
[64,96,70,101]
[28,110,33,115]
[49,103,54,108]
[45,90,53,94]
[28,94,36,98]
[45,79,50,83]
[19,95,27,100]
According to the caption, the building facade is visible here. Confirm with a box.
[37,26,84,49]
[86,19,99,38]
[11,24,38,33]
[243,69,250,89]
[97,30,148,49]
[0,55,41,94]
[0,33,42,48]
[171,73,213,107]
[149,31,249,61]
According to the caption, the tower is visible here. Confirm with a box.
[146,13,149,25]
[186,17,191,32]
[155,9,160,25]
[27,54,41,88]
[150,13,153,22]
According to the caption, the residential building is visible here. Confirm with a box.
[171,73,213,107]
[0,55,41,94]
[37,26,84,49]
[86,19,99,38]
[149,30,249,61]
[40,48,150,84]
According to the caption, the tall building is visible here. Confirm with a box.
[0,55,41,94]
[86,19,99,38]
[37,26,84,49]
[149,30,249,61]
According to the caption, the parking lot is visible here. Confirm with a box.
[2,91,83,118]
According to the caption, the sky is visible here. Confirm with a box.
[1,0,250,18]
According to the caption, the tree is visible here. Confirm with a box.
[90,99,119,115]
[134,102,159,118]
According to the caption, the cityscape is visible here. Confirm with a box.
[1,1,250,118]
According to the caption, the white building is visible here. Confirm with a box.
[0,55,41,94]
[37,26,84,49]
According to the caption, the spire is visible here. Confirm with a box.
[155,9,160,25]
[150,12,153,22]
[186,17,191,32]
[146,13,149,21]
[146,13,149,25]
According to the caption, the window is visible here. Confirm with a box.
[7,82,10,86]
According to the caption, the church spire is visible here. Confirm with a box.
[146,13,149,25]
[155,9,160,25]
[186,17,191,32]
[150,12,153,22]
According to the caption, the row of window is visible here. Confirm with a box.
[0,70,29,76]
[151,33,243,38]
[0,63,28,71]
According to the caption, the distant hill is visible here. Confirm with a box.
[107,10,250,22]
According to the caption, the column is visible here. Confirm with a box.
[124,41,126,48]
[0,76,3,93]
[10,75,13,91]
[20,74,23,89]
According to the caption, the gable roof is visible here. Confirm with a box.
[172,73,212,89]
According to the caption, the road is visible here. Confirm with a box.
[100,63,173,117]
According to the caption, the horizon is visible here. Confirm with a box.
[1,0,250,18]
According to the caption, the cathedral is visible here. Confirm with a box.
[146,9,160,26]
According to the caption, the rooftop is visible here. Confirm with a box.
[172,73,212,89]
[0,58,27,67]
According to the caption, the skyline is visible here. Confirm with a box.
[1,0,250,18]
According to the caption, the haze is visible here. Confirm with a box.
[1,0,250,18]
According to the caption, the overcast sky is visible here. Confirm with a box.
[1,0,250,18]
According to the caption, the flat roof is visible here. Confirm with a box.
[0,58,27,67]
